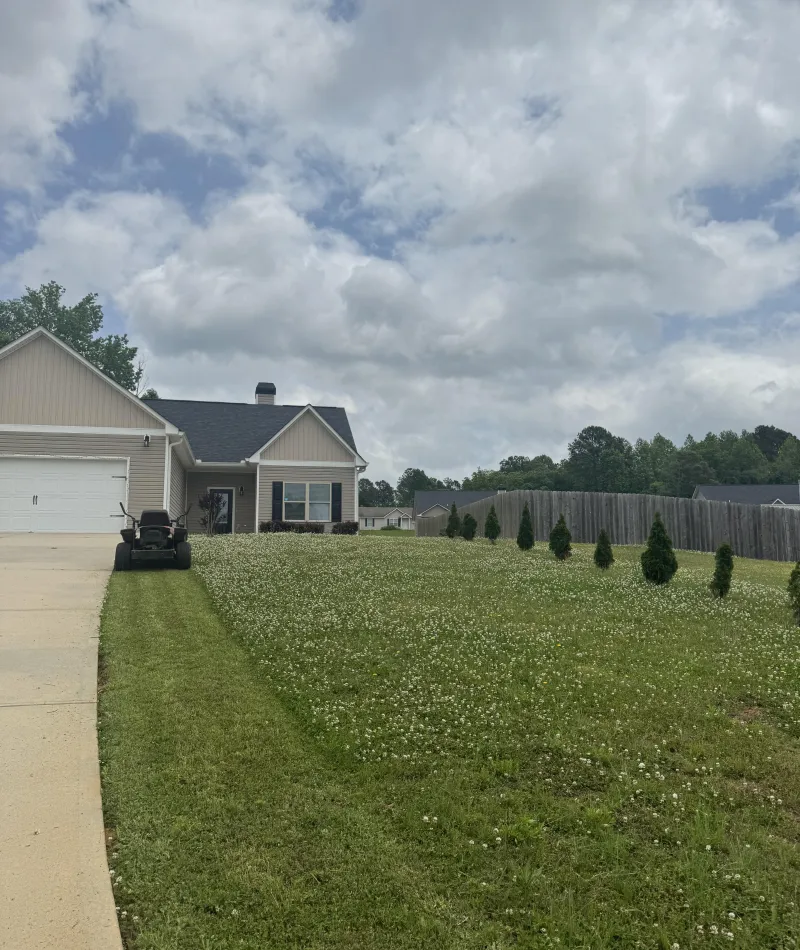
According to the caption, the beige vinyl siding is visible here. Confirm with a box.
[258,465,358,528]
[0,334,163,429]
[185,471,257,534]
[169,448,186,519]
[0,432,165,516]
[260,411,354,463]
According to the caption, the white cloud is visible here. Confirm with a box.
[6,0,800,480]
[0,0,96,188]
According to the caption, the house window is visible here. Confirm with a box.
[309,483,331,521]
[363,517,375,527]
[284,483,307,521]
[284,483,332,522]
[387,517,401,527]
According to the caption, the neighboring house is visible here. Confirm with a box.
[0,327,366,534]
[413,489,498,520]
[693,484,800,507]
[359,506,415,530]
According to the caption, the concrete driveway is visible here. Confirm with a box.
[0,535,122,950]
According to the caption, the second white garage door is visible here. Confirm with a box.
[0,457,128,533]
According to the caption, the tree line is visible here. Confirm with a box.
[361,424,800,506]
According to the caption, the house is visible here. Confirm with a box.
[0,327,366,534]
[413,489,498,520]
[693,484,800,507]
[359,506,415,530]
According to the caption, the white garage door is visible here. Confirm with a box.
[0,457,128,533]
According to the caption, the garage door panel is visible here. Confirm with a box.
[0,458,128,533]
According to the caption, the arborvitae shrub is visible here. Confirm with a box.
[484,504,501,543]
[446,503,461,539]
[788,561,800,625]
[517,502,534,551]
[549,514,572,560]
[709,543,733,598]
[641,512,678,585]
[461,513,478,541]
[594,529,614,569]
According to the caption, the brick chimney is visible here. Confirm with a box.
[255,382,276,405]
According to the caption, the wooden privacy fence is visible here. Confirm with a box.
[415,490,800,562]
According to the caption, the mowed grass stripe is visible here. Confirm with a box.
[99,570,473,949]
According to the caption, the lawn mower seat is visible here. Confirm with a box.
[140,510,171,527]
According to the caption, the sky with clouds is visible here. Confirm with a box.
[2,0,800,482]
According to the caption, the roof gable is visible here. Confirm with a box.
[0,328,173,430]
[258,406,355,462]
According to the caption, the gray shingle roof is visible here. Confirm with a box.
[414,489,497,517]
[148,400,357,463]
[359,507,413,518]
[694,484,800,505]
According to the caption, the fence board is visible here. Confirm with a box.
[415,489,800,562]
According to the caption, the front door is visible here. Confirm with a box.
[210,489,234,534]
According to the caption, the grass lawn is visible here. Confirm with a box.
[99,536,800,949]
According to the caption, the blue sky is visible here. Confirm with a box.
[3,0,800,482]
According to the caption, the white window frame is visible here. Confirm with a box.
[283,482,332,522]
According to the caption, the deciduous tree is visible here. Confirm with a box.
[0,281,143,391]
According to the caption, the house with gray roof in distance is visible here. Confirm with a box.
[693,484,800,507]
[414,489,498,521]
[359,506,415,530]
[0,326,366,534]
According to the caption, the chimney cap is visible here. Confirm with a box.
[255,382,276,395]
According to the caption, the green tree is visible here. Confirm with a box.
[516,502,534,550]
[566,426,633,492]
[445,503,461,539]
[709,543,733,598]
[667,448,716,497]
[641,512,678,585]
[0,281,143,391]
[395,468,443,506]
[484,505,501,543]
[774,436,800,483]
[594,529,614,569]
[500,455,533,473]
[788,562,800,626]
[460,513,478,541]
[549,514,572,560]
[140,388,159,400]
[753,425,793,462]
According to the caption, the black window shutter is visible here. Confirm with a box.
[272,482,283,522]
[331,483,342,522]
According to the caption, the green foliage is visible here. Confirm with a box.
[140,388,160,400]
[359,478,396,507]
[460,513,478,541]
[395,468,450,506]
[641,513,678,585]
[484,504,501,543]
[788,562,800,625]
[593,529,614,569]
[0,281,143,391]
[516,502,534,550]
[445,503,461,539]
[774,436,800,483]
[709,543,734,598]
[753,424,793,462]
[548,514,572,560]
[459,423,800,499]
